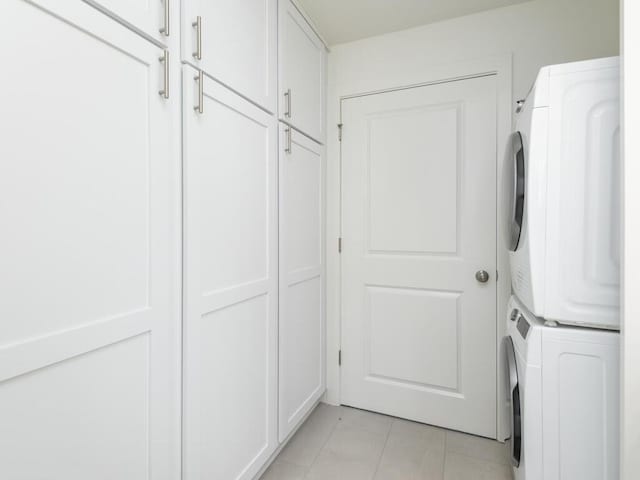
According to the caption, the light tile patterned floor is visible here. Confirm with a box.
[261,403,513,480]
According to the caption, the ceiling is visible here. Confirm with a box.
[298,0,531,45]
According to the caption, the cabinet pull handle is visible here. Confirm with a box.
[159,0,170,36]
[194,70,204,114]
[159,50,169,99]
[284,88,292,118]
[192,16,202,60]
[285,127,292,154]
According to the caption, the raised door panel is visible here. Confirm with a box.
[279,0,326,142]
[183,0,277,112]
[279,126,325,441]
[183,67,278,480]
[0,2,179,479]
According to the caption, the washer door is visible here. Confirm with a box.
[504,132,526,251]
[503,336,522,467]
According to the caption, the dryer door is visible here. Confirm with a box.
[503,132,526,251]
[503,336,522,467]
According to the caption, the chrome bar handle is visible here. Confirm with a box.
[192,16,202,60]
[285,127,292,154]
[159,50,169,99]
[284,88,292,118]
[159,0,170,36]
[194,70,204,114]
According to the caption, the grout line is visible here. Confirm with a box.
[296,407,511,479]
[443,430,449,478]
[443,430,514,475]
[301,406,343,479]
[370,418,394,479]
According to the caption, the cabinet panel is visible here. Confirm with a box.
[0,2,180,479]
[1,336,151,479]
[279,0,326,142]
[183,66,278,480]
[183,0,277,112]
[279,125,325,441]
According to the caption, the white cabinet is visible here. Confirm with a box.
[182,0,277,112]
[83,0,171,43]
[279,0,326,142]
[182,66,278,480]
[278,125,325,441]
[0,2,180,479]
[0,0,326,477]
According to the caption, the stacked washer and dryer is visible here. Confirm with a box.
[502,57,620,480]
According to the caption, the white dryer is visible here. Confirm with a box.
[503,295,619,480]
[504,57,621,329]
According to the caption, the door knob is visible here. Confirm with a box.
[476,270,490,283]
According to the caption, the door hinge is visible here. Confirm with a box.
[496,270,499,281]
[338,237,342,253]
[338,123,343,142]
[338,349,342,366]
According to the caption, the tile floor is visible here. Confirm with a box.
[261,403,513,480]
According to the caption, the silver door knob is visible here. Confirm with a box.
[475,270,490,283]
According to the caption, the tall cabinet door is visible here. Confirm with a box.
[183,66,278,480]
[0,2,180,480]
[182,0,277,112]
[279,125,325,441]
[279,0,326,142]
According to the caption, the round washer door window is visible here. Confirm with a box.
[503,335,522,467]
[505,132,525,251]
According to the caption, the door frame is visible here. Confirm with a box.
[325,54,513,441]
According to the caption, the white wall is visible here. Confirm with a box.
[324,0,620,437]
[622,1,639,478]
[327,0,619,102]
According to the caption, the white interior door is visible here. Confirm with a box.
[183,0,277,112]
[279,125,325,441]
[279,0,326,142]
[182,66,278,480]
[0,1,180,478]
[340,75,498,438]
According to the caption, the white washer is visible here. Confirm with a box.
[503,295,619,480]
[503,57,620,329]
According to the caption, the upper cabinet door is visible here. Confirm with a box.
[279,0,326,143]
[83,0,171,43]
[0,2,179,479]
[182,0,277,112]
